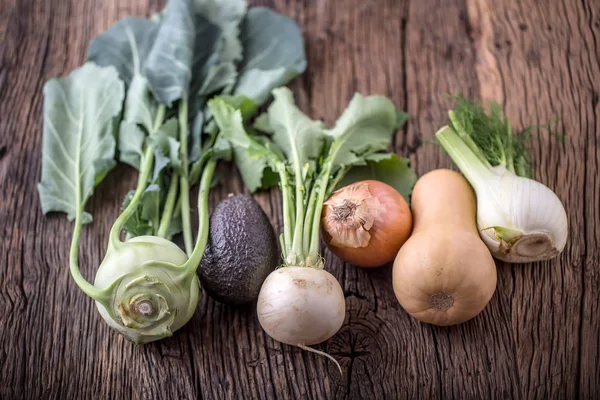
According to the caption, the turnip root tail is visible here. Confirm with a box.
[296,344,342,376]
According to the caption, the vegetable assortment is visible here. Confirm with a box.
[38,0,306,344]
[208,88,415,369]
[37,0,569,373]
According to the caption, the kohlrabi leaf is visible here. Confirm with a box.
[188,15,221,99]
[148,118,181,180]
[38,63,124,223]
[233,7,306,105]
[144,0,196,106]
[121,185,161,236]
[337,153,417,202]
[87,16,160,163]
[195,0,247,64]
[87,17,158,85]
[209,98,280,192]
[267,87,325,167]
[325,94,402,168]
[192,0,247,97]
[118,121,146,170]
[123,75,157,133]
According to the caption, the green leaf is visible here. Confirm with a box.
[252,112,273,134]
[326,93,400,168]
[209,98,280,192]
[167,212,183,239]
[218,95,258,120]
[267,87,325,167]
[194,0,247,64]
[121,185,161,236]
[148,119,182,180]
[88,16,160,168]
[233,8,307,105]
[337,153,418,202]
[38,63,124,223]
[192,0,247,97]
[88,17,158,85]
[118,121,146,169]
[144,0,197,106]
[140,184,161,225]
[123,75,157,133]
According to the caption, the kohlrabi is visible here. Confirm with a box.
[209,88,416,372]
[38,0,307,344]
[38,60,216,344]
[436,96,568,263]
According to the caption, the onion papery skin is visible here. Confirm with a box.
[322,180,412,267]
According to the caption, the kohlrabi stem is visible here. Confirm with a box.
[109,105,166,249]
[110,147,155,249]
[448,111,493,169]
[276,163,294,256]
[435,126,497,190]
[69,129,109,301]
[181,159,216,274]
[178,100,193,256]
[156,175,179,238]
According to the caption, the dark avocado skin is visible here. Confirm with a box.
[199,195,279,305]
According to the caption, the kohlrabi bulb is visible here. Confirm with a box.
[94,236,200,344]
[471,166,568,263]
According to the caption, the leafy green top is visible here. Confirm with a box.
[210,88,416,268]
[38,63,124,223]
[448,96,533,178]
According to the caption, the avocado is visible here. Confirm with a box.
[198,195,279,305]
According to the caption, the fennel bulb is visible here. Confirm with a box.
[436,98,568,263]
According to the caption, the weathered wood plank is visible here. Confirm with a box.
[0,0,598,399]
[473,0,600,398]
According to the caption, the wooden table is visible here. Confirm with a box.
[1,0,598,398]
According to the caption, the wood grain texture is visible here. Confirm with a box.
[0,0,598,399]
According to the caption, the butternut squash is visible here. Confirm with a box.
[392,169,497,326]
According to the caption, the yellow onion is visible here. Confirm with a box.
[321,180,412,267]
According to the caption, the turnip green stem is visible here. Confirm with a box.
[156,175,179,238]
[290,156,305,262]
[325,166,348,199]
[178,100,193,256]
[302,185,319,254]
[181,158,216,274]
[276,163,293,256]
[307,158,334,262]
